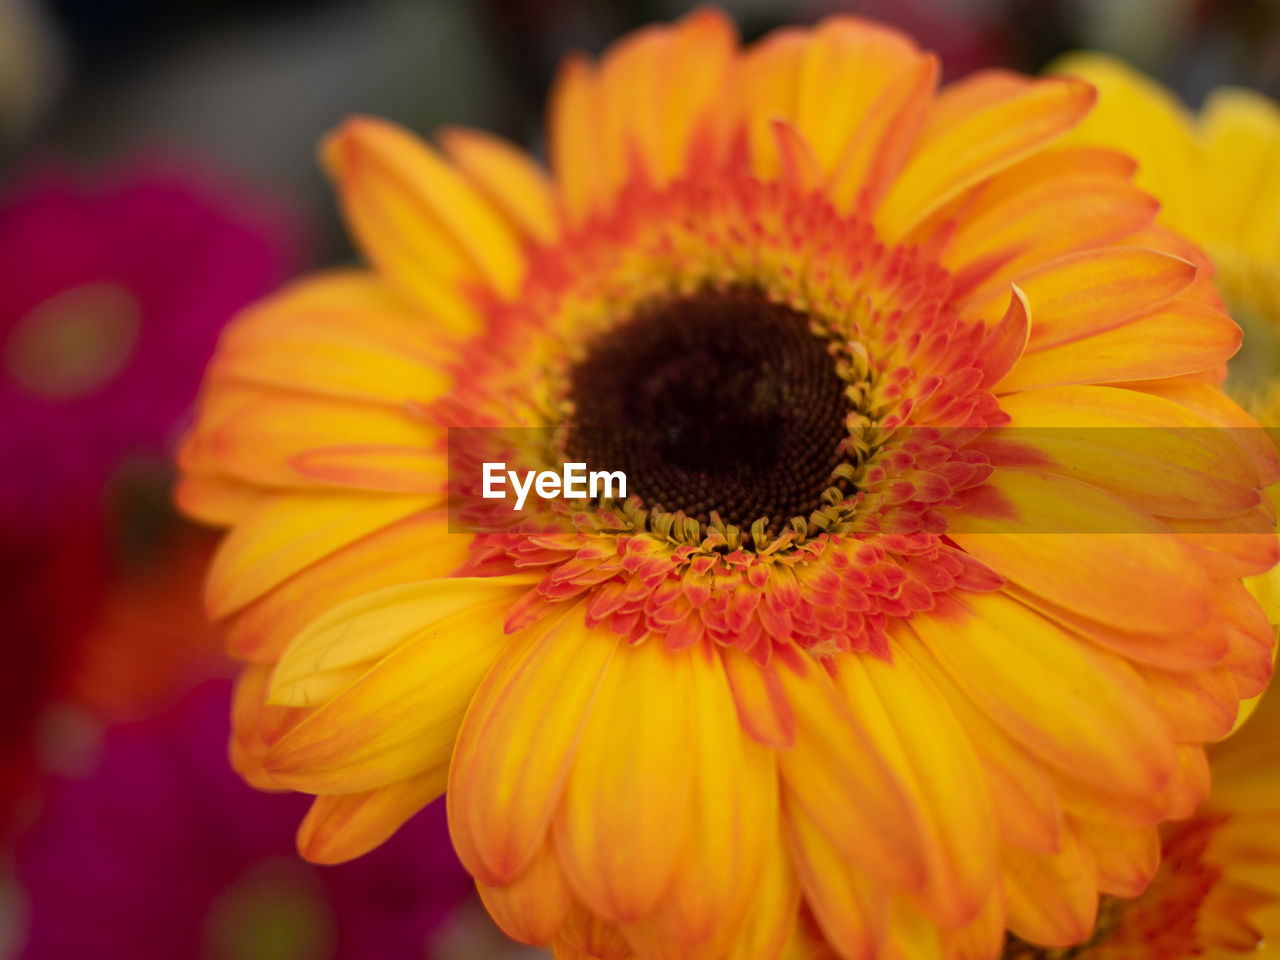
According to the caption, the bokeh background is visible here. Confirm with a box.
[1,0,1277,956]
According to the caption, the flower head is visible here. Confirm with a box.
[0,163,296,531]
[180,10,1279,958]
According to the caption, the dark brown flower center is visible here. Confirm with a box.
[565,289,855,531]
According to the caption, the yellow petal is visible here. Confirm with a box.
[909,592,1175,796]
[554,638,695,923]
[836,652,998,925]
[999,827,1098,947]
[948,468,1214,633]
[322,115,525,309]
[477,839,574,946]
[449,610,618,886]
[206,492,432,618]
[439,126,559,245]
[296,770,447,864]
[877,74,1096,239]
[774,650,929,892]
[263,580,521,792]
[269,576,536,707]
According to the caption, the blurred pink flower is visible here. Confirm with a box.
[0,160,298,532]
[15,679,473,959]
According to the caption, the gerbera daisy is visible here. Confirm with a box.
[1004,683,1280,960]
[14,679,472,960]
[179,10,1279,958]
[1048,53,1280,403]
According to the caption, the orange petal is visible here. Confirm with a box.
[782,797,890,960]
[1069,818,1159,897]
[439,126,559,245]
[262,580,522,792]
[948,468,1214,633]
[206,492,432,618]
[999,827,1098,947]
[322,115,524,310]
[967,246,1196,349]
[1136,662,1238,741]
[893,623,1063,855]
[628,646,776,952]
[553,638,696,923]
[998,298,1242,391]
[774,650,929,892]
[222,508,468,663]
[720,646,795,748]
[723,826,801,960]
[449,610,618,886]
[477,838,574,946]
[909,593,1175,796]
[992,384,1261,519]
[836,652,998,925]
[296,770,447,864]
[269,576,535,707]
[877,74,1096,240]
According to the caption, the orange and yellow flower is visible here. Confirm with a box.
[178,10,1279,959]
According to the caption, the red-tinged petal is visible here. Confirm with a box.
[269,576,535,707]
[200,387,440,491]
[262,582,521,792]
[998,298,1242,391]
[720,645,796,748]
[1070,818,1160,897]
[836,652,998,925]
[772,120,823,192]
[999,828,1099,947]
[948,179,1160,306]
[288,444,447,495]
[830,54,939,216]
[223,509,468,663]
[478,839,575,946]
[553,638,695,923]
[877,75,1096,239]
[206,492,432,618]
[322,115,525,307]
[940,893,1005,960]
[1136,663,1239,742]
[976,284,1030,390]
[966,246,1197,349]
[948,468,1214,633]
[735,28,806,181]
[1008,585,1230,672]
[774,651,929,892]
[1167,506,1280,579]
[448,611,618,886]
[554,901,634,959]
[656,9,738,184]
[909,593,1175,796]
[230,664,295,792]
[782,797,890,960]
[992,385,1261,519]
[439,126,559,245]
[295,769,447,864]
